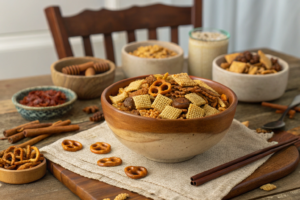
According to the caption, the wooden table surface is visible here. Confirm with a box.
[0,48,300,200]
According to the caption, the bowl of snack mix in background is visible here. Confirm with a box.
[121,40,184,78]
[212,50,289,102]
[51,56,115,99]
[101,73,237,163]
[12,86,77,121]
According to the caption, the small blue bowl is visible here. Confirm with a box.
[12,86,77,121]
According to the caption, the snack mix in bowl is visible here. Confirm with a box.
[129,45,177,59]
[109,72,229,119]
[220,50,282,75]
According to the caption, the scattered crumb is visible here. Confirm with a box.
[114,193,129,200]
[241,121,249,127]
[260,183,277,191]
[256,128,272,133]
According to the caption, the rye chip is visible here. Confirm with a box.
[109,91,128,104]
[229,61,246,73]
[125,79,144,92]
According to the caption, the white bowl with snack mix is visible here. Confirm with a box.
[212,50,289,102]
[122,40,184,78]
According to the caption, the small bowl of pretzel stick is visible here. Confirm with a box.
[0,145,46,184]
[51,56,116,99]
[212,50,289,102]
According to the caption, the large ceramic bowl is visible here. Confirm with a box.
[101,75,238,163]
[51,57,115,99]
[121,40,184,78]
[12,86,77,121]
[212,54,289,102]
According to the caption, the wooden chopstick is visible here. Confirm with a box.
[191,137,300,186]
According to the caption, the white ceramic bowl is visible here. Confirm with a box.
[212,54,289,102]
[121,40,184,78]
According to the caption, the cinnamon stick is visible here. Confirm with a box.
[17,123,52,132]
[262,102,300,112]
[8,132,25,144]
[3,120,39,137]
[275,109,296,119]
[24,125,79,137]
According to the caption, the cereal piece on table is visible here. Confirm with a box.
[172,73,198,86]
[225,53,240,64]
[248,66,258,75]
[125,79,144,92]
[229,61,246,73]
[151,94,173,112]
[260,183,277,191]
[132,95,152,109]
[90,111,105,122]
[186,104,205,119]
[109,91,128,104]
[258,50,271,69]
[159,105,182,119]
[194,80,218,94]
[114,193,129,200]
[185,93,206,106]
[241,121,249,127]
[203,104,220,116]
[83,105,99,113]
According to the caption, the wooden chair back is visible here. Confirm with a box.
[45,0,202,62]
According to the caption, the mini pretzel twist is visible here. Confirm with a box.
[62,140,83,152]
[148,79,172,97]
[14,147,31,165]
[3,152,16,165]
[90,142,111,154]
[97,157,122,167]
[124,166,148,179]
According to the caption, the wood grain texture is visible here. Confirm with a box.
[51,57,115,99]
[47,131,299,200]
[82,36,93,56]
[0,159,47,184]
[1,49,300,199]
[44,2,202,59]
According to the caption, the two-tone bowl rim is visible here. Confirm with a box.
[12,86,77,111]
[101,74,238,122]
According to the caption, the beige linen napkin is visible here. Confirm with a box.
[41,119,275,200]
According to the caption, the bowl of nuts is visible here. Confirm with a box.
[212,50,289,102]
[101,73,237,163]
[121,40,184,78]
[51,56,115,99]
